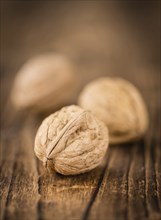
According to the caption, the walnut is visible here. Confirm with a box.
[34,105,109,175]
[11,53,75,112]
[78,77,149,144]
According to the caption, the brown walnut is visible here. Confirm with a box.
[78,77,149,144]
[34,105,109,175]
[11,53,75,112]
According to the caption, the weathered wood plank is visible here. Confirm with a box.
[36,154,108,220]
[87,144,132,220]
[83,140,160,220]
[3,118,40,220]
[0,134,18,220]
[145,111,161,220]
[82,150,110,220]
[128,140,148,220]
[155,118,161,211]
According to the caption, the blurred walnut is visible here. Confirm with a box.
[34,105,109,175]
[11,53,75,112]
[78,77,149,144]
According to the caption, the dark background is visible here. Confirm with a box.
[1,0,160,112]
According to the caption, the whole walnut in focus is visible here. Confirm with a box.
[78,77,149,144]
[11,53,75,112]
[34,105,109,175]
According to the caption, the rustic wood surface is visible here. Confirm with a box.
[0,1,160,220]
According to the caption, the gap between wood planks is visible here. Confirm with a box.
[81,148,110,220]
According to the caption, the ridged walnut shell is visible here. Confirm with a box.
[34,105,109,175]
[11,53,75,112]
[78,77,149,144]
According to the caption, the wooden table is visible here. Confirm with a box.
[1,1,160,220]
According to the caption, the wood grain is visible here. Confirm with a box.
[0,135,18,220]
[2,119,40,220]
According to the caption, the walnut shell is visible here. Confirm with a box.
[78,77,149,144]
[11,53,75,112]
[34,105,109,175]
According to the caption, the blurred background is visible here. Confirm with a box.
[1,0,160,115]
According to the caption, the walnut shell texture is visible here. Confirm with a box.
[78,77,149,144]
[34,105,109,175]
[11,53,75,112]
